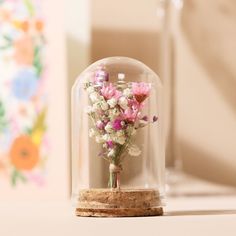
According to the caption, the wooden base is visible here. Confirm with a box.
[75,188,163,217]
[76,207,163,217]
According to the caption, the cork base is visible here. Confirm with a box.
[75,188,163,217]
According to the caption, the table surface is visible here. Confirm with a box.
[1,178,236,236]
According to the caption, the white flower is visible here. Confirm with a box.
[108,149,115,157]
[115,136,126,145]
[87,86,95,94]
[113,131,126,144]
[102,134,110,141]
[128,144,141,156]
[95,135,104,143]
[107,98,117,108]
[100,101,109,111]
[123,88,132,97]
[103,143,108,148]
[139,120,148,127]
[118,97,128,109]
[127,126,136,136]
[89,128,96,137]
[92,103,100,112]
[89,92,100,103]
[116,130,124,137]
[109,108,120,118]
[86,106,94,114]
[105,123,113,133]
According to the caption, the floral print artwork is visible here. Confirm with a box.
[0,0,48,186]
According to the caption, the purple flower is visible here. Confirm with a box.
[153,116,158,122]
[141,115,148,121]
[112,119,123,131]
[106,140,114,148]
[94,69,109,84]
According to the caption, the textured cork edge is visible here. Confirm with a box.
[76,207,163,217]
[75,188,164,217]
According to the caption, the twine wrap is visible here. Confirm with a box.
[109,163,122,189]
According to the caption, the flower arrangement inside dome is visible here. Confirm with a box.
[84,68,158,189]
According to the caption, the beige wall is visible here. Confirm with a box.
[67,0,236,187]
[172,0,236,186]
[91,0,162,75]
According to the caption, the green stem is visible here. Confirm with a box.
[108,171,120,189]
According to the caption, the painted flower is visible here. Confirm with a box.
[132,82,151,103]
[14,36,34,65]
[35,19,44,32]
[10,135,39,170]
[101,83,121,100]
[13,20,29,32]
[12,68,38,101]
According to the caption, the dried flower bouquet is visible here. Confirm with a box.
[84,68,157,189]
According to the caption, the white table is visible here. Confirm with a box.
[1,179,236,236]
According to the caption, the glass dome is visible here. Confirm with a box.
[71,57,165,217]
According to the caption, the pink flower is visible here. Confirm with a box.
[132,82,151,103]
[122,108,139,123]
[112,119,123,131]
[96,120,105,130]
[128,98,143,110]
[106,140,114,148]
[101,83,121,100]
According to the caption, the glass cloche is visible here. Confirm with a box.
[71,57,165,217]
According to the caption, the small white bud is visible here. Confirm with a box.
[107,98,117,108]
[100,101,109,111]
[118,97,128,109]
[128,144,141,156]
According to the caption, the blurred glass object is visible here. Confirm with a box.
[157,0,184,192]
[158,0,236,195]
[72,57,165,214]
